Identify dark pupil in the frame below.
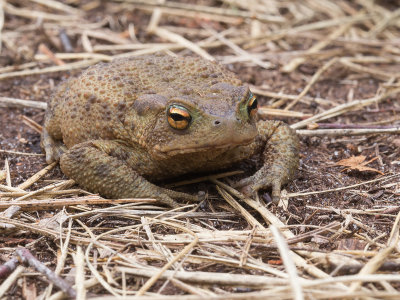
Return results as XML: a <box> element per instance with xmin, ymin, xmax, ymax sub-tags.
<box><xmin>170</xmin><ymin>112</ymin><xmax>186</xmax><ymax>121</ymax></box>
<box><xmin>248</xmin><ymin>98</ymin><xmax>257</xmax><ymax>115</ymax></box>
<box><xmin>250</xmin><ymin>98</ymin><xmax>257</xmax><ymax>110</ymax></box>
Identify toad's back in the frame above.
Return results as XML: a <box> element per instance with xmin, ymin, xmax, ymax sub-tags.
<box><xmin>45</xmin><ymin>55</ymin><xmax>242</xmax><ymax>148</ymax></box>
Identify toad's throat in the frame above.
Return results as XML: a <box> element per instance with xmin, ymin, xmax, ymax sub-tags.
<box><xmin>157</xmin><ymin>135</ymin><xmax>256</xmax><ymax>156</ymax></box>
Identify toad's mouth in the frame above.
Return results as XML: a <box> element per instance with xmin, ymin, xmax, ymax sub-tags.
<box><xmin>153</xmin><ymin>134</ymin><xmax>257</xmax><ymax>156</ymax></box>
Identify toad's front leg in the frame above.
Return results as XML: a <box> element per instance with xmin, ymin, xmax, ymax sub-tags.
<box><xmin>59</xmin><ymin>140</ymin><xmax>198</xmax><ymax>208</ymax></box>
<box><xmin>236</xmin><ymin>120</ymin><xmax>299</xmax><ymax>203</ymax></box>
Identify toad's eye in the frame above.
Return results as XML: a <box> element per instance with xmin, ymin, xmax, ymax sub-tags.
<box><xmin>167</xmin><ymin>105</ymin><xmax>192</xmax><ymax>130</ymax></box>
<box><xmin>247</xmin><ymin>92</ymin><xmax>258</xmax><ymax>118</ymax></box>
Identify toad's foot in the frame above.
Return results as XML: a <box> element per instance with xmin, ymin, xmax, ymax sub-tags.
<box><xmin>235</xmin><ymin>120</ymin><xmax>299</xmax><ymax>203</ymax></box>
<box><xmin>59</xmin><ymin>140</ymin><xmax>198</xmax><ymax>208</ymax></box>
<box><xmin>41</xmin><ymin>128</ymin><xmax>67</xmax><ymax>163</ymax></box>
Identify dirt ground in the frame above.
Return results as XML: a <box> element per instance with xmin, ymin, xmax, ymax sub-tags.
<box><xmin>1</xmin><ymin>0</ymin><xmax>400</xmax><ymax>299</ymax></box>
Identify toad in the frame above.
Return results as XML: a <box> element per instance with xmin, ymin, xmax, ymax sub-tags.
<box><xmin>42</xmin><ymin>55</ymin><xmax>299</xmax><ymax>207</ymax></box>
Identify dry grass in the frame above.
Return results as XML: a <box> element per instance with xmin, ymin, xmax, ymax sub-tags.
<box><xmin>1</xmin><ymin>0</ymin><xmax>400</xmax><ymax>298</ymax></box>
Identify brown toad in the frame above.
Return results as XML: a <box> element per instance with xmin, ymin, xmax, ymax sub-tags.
<box><xmin>42</xmin><ymin>55</ymin><xmax>299</xmax><ymax>207</ymax></box>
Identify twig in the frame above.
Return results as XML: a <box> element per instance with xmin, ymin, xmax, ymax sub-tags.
<box><xmin>0</xmin><ymin>97</ymin><xmax>47</xmax><ymax>109</ymax></box>
<box><xmin>117</xmin><ymin>0</ymin><xmax>285</xmax><ymax>23</ymax></box>
<box><xmin>29</xmin><ymin>0</ymin><xmax>82</xmax><ymax>15</ymax></box>
<box><xmin>349</xmin><ymin>212</ymin><xmax>400</xmax><ymax>292</ymax></box>
<box><xmin>288</xmin><ymin>174</ymin><xmax>399</xmax><ymax>198</ymax></box>
<box><xmin>136</xmin><ymin>219</ymin><xmax>199</xmax><ymax>296</ymax></box>
<box><xmin>0</xmin><ymin>0</ymin><xmax>4</xmax><ymax>54</ymax></box>
<box><xmin>258</xmin><ymin>107</ymin><xmax>312</xmax><ymax>118</ymax></box>
<box><xmin>0</xmin><ymin>196</ymin><xmax>157</xmax><ymax>211</ymax></box>
<box><xmin>73</xmin><ymin>246</ymin><xmax>86</xmax><ymax>299</ymax></box>
<box><xmin>4</xmin><ymin>2</ymin><xmax>78</xmax><ymax>21</ymax></box>
<box><xmin>38</xmin><ymin>44</ymin><xmax>65</xmax><ymax>66</ymax></box>
<box><xmin>297</xmin><ymin>127</ymin><xmax>400</xmax><ymax>136</ymax></box>
<box><xmin>282</xmin><ymin>23</ymin><xmax>350</xmax><ymax>73</ymax></box>
<box><xmin>117</xmin><ymin>267</ymin><xmax>290</xmax><ymax>287</ymax></box>
<box><xmin>149</xmin><ymin>27</ymin><xmax>214</xmax><ymax>61</ymax></box>
<box><xmin>291</xmin><ymin>87</ymin><xmax>400</xmax><ymax>129</ymax></box>
<box><xmin>285</xmin><ymin>57</ymin><xmax>338</xmax><ymax>110</ymax></box>
<box><xmin>271</xmin><ymin>226</ymin><xmax>304</xmax><ymax>300</ymax></box>
<box><xmin>0</xmin><ymin>258</ymin><xmax>19</xmax><ymax>279</ymax></box>
<box><xmin>0</xmin><ymin>149</ymin><xmax>44</xmax><ymax>156</ymax></box>
<box><xmin>18</xmin><ymin>162</ymin><xmax>57</xmax><ymax>190</ymax></box>
<box><xmin>0</xmin><ymin>59</ymin><xmax>101</xmax><ymax>81</ymax></box>
<box><xmin>0</xmin><ymin>265</ymin><xmax>25</xmax><ymax>297</ymax></box>
<box><xmin>16</xmin><ymin>248</ymin><xmax>76</xmax><ymax>298</ymax></box>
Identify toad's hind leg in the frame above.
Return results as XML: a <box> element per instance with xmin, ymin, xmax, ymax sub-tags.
<box><xmin>41</xmin><ymin>128</ymin><xmax>67</xmax><ymax>164</ymax></box>
<box><xmin>236</xmin><ymin>120</ymin><xmax>299</xmax><ymax>203</ymax></box>
<box><xmin>59</xmin><ymin>140</ymin><xmax>198</xmax><ymax>208</ymax></box>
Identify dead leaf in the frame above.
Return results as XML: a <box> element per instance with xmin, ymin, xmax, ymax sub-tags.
<box><xmin>336</xmin><ymin>238</ymin><xmax>367</xmax><ymax>250</ymax></box>
<box><xmin>335</xmin><ymin>155</ymin><xmax>384</xmax><ymax>175</ymax></box>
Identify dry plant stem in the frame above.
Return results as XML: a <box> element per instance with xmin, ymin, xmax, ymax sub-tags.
<box><xmin>288</xmin><ymin>174</ymin><xmax>399</xmax><ymax>198</ymax></box>
<box><xmin>215</xmin><ymin>185</ymin><xmax>264</xmax><ymax>228</ymax></box>
<box><xmin>150</xmin><ymin>27</ymin><xmax>214</xmax><ymax>61</ymax></box>
<box><xmin>340</xmin><ymin>57</ymin><xmax>400</xmax><ymax>81</ymax></box>
<box><xmin>56</xmin><ymin>218</ymin><xmax>72</xmax><ymax>276</ymax></box>
<box><xmin>4</xmin><ymin>2</ymin><xmax>78</xmax><ymax>21</ymax></box>
<box><xmin>213</xmin><ymin>180</ymin><xmax>352</xmax><ymax>285</ymax></box>
<box><xmin>29</xmin><ymin>0</ymin><xmax>82</xmax><ymax>15</ymax></box>
<box><xmin>1</xmin><ymin>188</ymin><xmax>82</xmax><ymax>197</ymax></box>
<box><xmin>0</xmin><ymin>196</ymin><xmax>156</xmax><ymax>211</ymax></box>
<box><xmin>4</xmin><ymin>158</ymin><xmax>10</xmax><ymax>187</ymax></box>
<box><xmin>297</xmin><ymin>127</ymin><xmax>400</xmax><ymax>136</ymax></box>
<box><xmin>282</xmin><ymin>23</ymin><xmax>350</xmax><ymax>73</ymax></box>
<box><xmin>38</xmin><ymin>43</ymin><xmax>65</xmax><ymax>65</ymax></box>
<box><xmin>48</xmin><ymin>278</ymin><xmax>99</xmax><ymax>300</ymax></box>
<box><xmin>13</xmin><ymin>180</ymin><xmax>76</xmax><ymax>201</ymax></box>
<box><xmin>73</xmin><ymin>246</ymin><xmax>86</xmax><ymax>300</ymax></box>
<box><xmin>349</xmin><ymin>212</ymin><xmax>400</xmax><ymax>292</ymax></box>
<box><xmin>291</xmin><ymin>87</ymin><xmax>400</xmax><ymax>129</ymax></box>
<box><xmin>0</xmin><ymin>216</ymin><xmax>122</xmax><ymax>248</ymax></box>
<box><xmin>270</xmin><ymin>226</ymin><xmax>303</xmax><ymax>300</ymax></box>
<box><xmin>141</xmin><ymin>216</ymin><xmax>177</xmax><ymax>269</ymax></box>
<box><xmin>118</xmin><ymin>267</ymin><xmax>289</xmax><ymax>287</ymax></box>
<box><xmin>18</xmin><ymin>162</ymin><xmax>57</xmax><ymax>190</ymax></box>
<box><xmin>249</xmin><ymin>86</ymin><xmax>334</xmax><ymax>107</ymax></box>
<box><xmin>120</xmin><ymin>0</ymin><xmax>285</xmax><ymax>23</ymax></box>
<box><xmin>136</xmin><ymin>219</ymin><xmax>199</xmax><ymax>296</ymax></box>
<box><xmin>285</xmin><ymin>57</ymin><xmax>338</xmax><ymax>110</ymax></box>
<box><xmin>258</xmin><ymin>107</ymin><xmax>311</xmax><ymax>118</ymax></box>
<box><xmin>0</xmin><ymin>265</ymin><xmax>25</xmax><ymax>297</ymax></box>
<box><xmin>0</xmin><ymin>149</ymin><xmax>44</xmax><ymax>156</ymax></box>
<box><xmin>239</xmin><ymin>225</ymin><xmax>257</xmax><ymax>267</ymax></box>
<box><xmin>0</xmin><ymin>183</ymin><xmax>24</xmax><ymax>193</ymax></box>
<box><xmin>208</xmin><ymin>28</ymin><xmax>271</xmax><ymax>69</ymax></box>
<box><xmin>368</xmin><ymin>7</ymin><xmax>400</xmax><ymax>38</ymax></box>
<box><xmin>15</xmin><ymin>248</ymin><xmax>76</xmax><ymax>298</ymax></box>
<box><xmin>0</xmin><ymin>97</ymin><xmax>45</xmax><ymax>109</ymax></box>
<box><xmin>0</xmin><ymin>258</ymin><xmax>19</xmax><ymax>279</ymax></box>
<box><xmin>0</xmin><ymin>59</ymin><xmax>101</xmax><ymax>81</ymax></box>
<box><xmin>0</xmin><ymin>0</ymin><xmax>3</xmax><ymax>53</ymax></box>
<box><xmin>244</xmin><ymin>14</ymin><xmax>372</xmax><ymax>48</ymax></box>
<box><xmin>169</xmin><ymin>278</ymin><xmax>213</xmax><ymax>296</ymax></box>
<box><xmin>44</xmin><ymin>218</ymin><xmax>73</xmax><ymax>298</ymax></box>
<box><xmin>34</xmin><ymin>52</ymin><xmax>112</xmax><ymax>62</ymax></box>
<box><xmin>22</xmin><ymin>115</ymin><xmax>42</xmax><ymax>134</ymax></box>
<box><xmin>0</xmin><ymin>205</ymin><xmax>20</xmax><ymax>229</ymax></box>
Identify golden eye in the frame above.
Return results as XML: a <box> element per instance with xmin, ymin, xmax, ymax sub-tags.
<box><xmin>167</xmin><ymin>105</ymin><xmax>192</xmax><ymax>130</ymax></box>
<box><xmin>247</xmin><ymin>92</ymin><xmax>258</xmax><ymax>118</ymax></box>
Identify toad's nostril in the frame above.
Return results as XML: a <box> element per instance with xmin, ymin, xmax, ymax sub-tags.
<box><xmin>214</xmin><ymin>120</ymin><xmax>221</xmax><ymax>126</ymax></box>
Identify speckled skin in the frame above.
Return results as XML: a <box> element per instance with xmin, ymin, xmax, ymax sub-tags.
<box><xmin>42</xmin><ymin>55</ymin><xmax>299</xmax><ymax>207</ymax></box>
